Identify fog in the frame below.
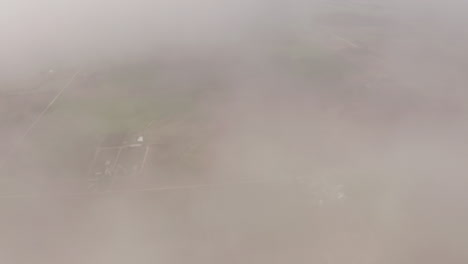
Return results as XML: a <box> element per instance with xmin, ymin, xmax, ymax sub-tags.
<box><xmin>1</xmin><ymin>0</ymin><xmax>468</xmax><ymax>263</ymax></box>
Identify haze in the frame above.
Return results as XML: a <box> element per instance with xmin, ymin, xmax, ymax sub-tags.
<box><xmin>1</xmin><ymin>0</ymin><xmax>468</xmax><ymax>263</ymax></box>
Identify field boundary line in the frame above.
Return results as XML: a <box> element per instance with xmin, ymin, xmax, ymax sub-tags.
<box><xmin>0</xmin><ymin>177</ymin><xmax>287</xmax><ymax>199</ymax></box>
<box><xmin>0</xmin><ymin>68</ymin><xmax>81</xmax><ymax>170</ymax></box>
<box><xmin>20</xmin><ymin>68</ymin><xmax>82</xmax><ymax>139</ymax></box>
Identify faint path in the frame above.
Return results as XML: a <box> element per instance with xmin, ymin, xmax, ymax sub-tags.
<box><xmin>0</xmin><ymin>68</ymin><xmax>81</xmax><ymax>170</ymax></box>
<box><xmin>0</xmin><ymin>176</ymin><xmax>292</xmax><ymax>199</ymax></box>
<box><xmin>19</xmin><ymin>68</ymin><xmax>82</xmax><ymax>139</ymax></box>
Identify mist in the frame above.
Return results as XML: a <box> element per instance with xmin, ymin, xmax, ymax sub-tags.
<box><xmin>2</xmin><ymin>0</ymin><xmax>468</xmax><ymax>263</ymax></box>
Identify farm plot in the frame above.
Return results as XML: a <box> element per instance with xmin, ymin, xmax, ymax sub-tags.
<box><xmin>0</xmin><ymin>72</ymin><xmax>84</xmax><ymax>192</ymax></box>
<box><xmin>87</xmin><ymin>143</ymin><xmax>148</xmax><ymax>191</ymax></box>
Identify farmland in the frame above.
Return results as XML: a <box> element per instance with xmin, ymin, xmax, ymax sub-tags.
<box><xmin>2</xmin><ymin>1</ymin><xmax>468</xmax><ymax>263</ymax></box>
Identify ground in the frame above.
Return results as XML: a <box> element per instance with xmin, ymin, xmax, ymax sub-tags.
<box><xmin>1</xmin><ymin>2</ymin><xmax>467</xmax><ymax>263</ymax></box>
